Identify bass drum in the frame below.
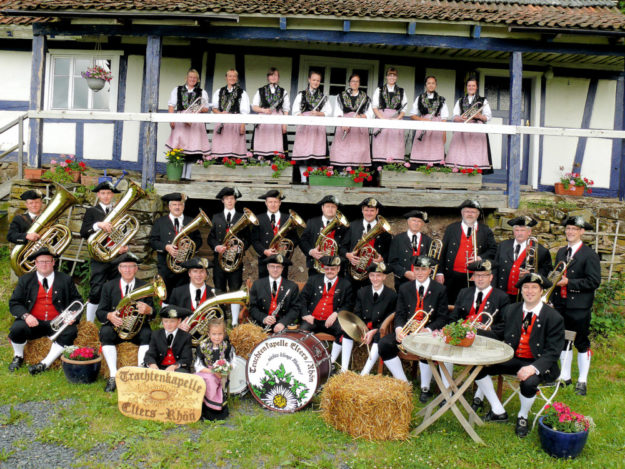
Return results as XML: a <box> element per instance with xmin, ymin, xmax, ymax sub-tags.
<box><xmin>228</xmin><ymin>356</ymin><xmax>248</xmax><ymax>396</ymax></box>
<box><xmin>246</xmin><ymin>330</ymin><xmax>331</xmax><ymax>412</ymax></box>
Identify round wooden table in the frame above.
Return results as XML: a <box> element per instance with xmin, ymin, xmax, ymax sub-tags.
<box><xmin>402</xmin><ymin>332</ymin><xmax>514</xmax><ymax>444</ymax></box>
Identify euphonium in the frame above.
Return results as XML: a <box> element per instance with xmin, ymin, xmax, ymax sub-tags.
<box><xmin>49</xmin><ymin>300</ymin><xmax>84</xmax><ymax>342</ymax></box>
<box><xmin>166</xmin><ymin>209</ymin><xmax>212</xmax><ymax>274</ymax></box>
<box><xmin>349</xmin><ymin>216</ymin><xmax>392</xmax><ymax>281</ymax></box>
<box><xmin>268</xmin><ymin>209</ymin><xmax>307</xmax><ymax>259</ymax></box>
<box><xmin>461</xmin><ymin>102</ymin><xmax>485</xmax><ymax>123</ymax></box>
<box><xmin>524</xmin><ymin>237</ymin><xmax>539</xmax><ymax>274</ymax></box>
<box><xmin>114</xmin><ymin>275</ymin><xmax>167</xmax><ymax>340</ymax></box>
<box><xmin>541</xmin><ymin>259</ymin><xmax>574</xmax><ymax>304</ymax></box>
<box><xmin>313</xmin><ymin>210</ymin><xmax>350</xmax><ymax>273</ymax></box>
<box><xmin>87</xmin><ymin>179</ymin><xmax>146</xmax><ymax>262</ymax></box>
<box><xmin>428</xmin><ymin>238</ymin><xmax>443</xmax><ymax>279</ymax></box>
<box><xmin>398</xmin><ymin>307</ymin><xmax>433</xmax><ymax>353</ymax></box>
<box><xmin>218</xmin><ymin>208</ymin><xmax>259</xmax><ymax>272</ymax></box>
<box><xmin>183</xmin><ymin>286</ymin><xmax>249</xmax><ymax>346</ymax></box>
<box><xmin>11</xmin><ymin>184</ymin><xmax>79</xmax><ymax>276</ymax></box>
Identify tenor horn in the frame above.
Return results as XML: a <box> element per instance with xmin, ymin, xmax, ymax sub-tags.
<box><xmin>114</xmin><ymin>275</ymin><xmax>167</xmax><ymax>340</ymax></box>
<box><xmin>313</xmin><ymin>210</ymin><xmax>350</xmax><ymax>273</ymax></box>
<box><xmin>268</xmin><ymin>209</ymin><xmax>307</xmax><ymax>259</ymax></box>
<box><xmin>348</xmin><ymin>216</ymin><xmax>392</xmax><ymax>281</ymax></box>
<box><xmin>166</xmin><ymin>209</ymin><xmax>212</xmax><ymax>274</ymax></box>
<box><xmin>218</xmin><ymin>208</ymin><xmax>259</xmax><ymax>272</ymax></box>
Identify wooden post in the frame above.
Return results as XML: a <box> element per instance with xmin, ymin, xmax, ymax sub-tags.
<box><xmin>507</xmin><ymin>52</ymin><xmax>522</xmax><ymax>208</ymax></box>
<box><xmin>28</xmin><ymin>34</ymin><xmax>47</xmax><ymax>168</ymax></box>
<box><xmin>141</xmin><ymin>35</ymin><xmax>162</xmax><ymax>188</ymax></box>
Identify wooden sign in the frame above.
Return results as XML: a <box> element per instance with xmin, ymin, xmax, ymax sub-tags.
<box><xmin>115</xmin><ymin>366</ymin><xmax>206</xmax><ymax>424</ymax></box>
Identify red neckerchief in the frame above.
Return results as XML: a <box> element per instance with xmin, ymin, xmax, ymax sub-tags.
<box><xmin>507</xmin><ymin>246</ymin><xmax>528</xmax><ymax>295</ymax></box>
<box><xmin>415</xmin><ymin>283</ymin><xmax>426</xmax><ymax>311</ymax></box>
<box><xmin>270</xmin><ymin>213</ymin><xmax>281</xmax><ymax>236</ymax></box>
<box><xmin>191</xmin><ymin>287</ymin><xmax>208</xmax><ymax>312</ymax></box>
<box><xmin>268</xmin><ymin>278</ymin><xmax>283</xmax><ymax>316</ymax></box>
<box><xmin>409</xmin><ymin>233</ymin><xmax>421</xmax><ymax>273</ymax></box>
<box><xmin>466</xmin><ymin>288</ymin><xmax>494</xmax><ymax>323</ymax></box>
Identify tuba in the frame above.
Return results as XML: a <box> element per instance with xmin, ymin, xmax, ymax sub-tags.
<box><xmin>166</xmin><ymin>209</ymin><xmax>212</xmax><ymax>274</ymax></box>
<box><xmin>268</xmin><ymin>209</ymin><xmax>307</xmax><ymax>259</ymax></box>
<box><xmin>398</xmin><ymin>308</ymin><xmax>433</xmax><ymax>354</ymax></box>
<box><xmin>541</xmin><ymin>259</ymin><xmax>574</xmax><ymax>304</ymax></box>
<box><xmin>428</xmin><ymin>238</ymin><xmax>443</xmax><ymax>279</ymax></box>
<box><xmin>218</xmin><ymin>208</ymin><xmax>259</xmax><ymax>272</ymax></box>
<box><xmin>11</xmin><ymin>184</ymin><xmax>79</xmax><ymax>276</ymax></box>
<box><xmin>114</xmin><ymin>275</ymin><xmax>167</xmax><ymax>340</ymax></box>
<box><xmin>348</xmin><ymin>216</ymin><xmax>392</xmax><ymax>281</ymax></box>
<box><xmin>183</xmin><ymin>286</ymin><xmax>249</xmax><ymax>346</ymax></box>
<box><xmin>313</xmin><ymin>211</ymin><xmax>350</xmax><ymax>273</ymax></box>
<box><xmin>524</xmin><ymin>237</ymin><xmax>539</xmax><ymax>274</ymax></box>
<box><xmin>87</xmin><ymin>179</ymin><xmax>147</xmax><ymax>263</ymax></box>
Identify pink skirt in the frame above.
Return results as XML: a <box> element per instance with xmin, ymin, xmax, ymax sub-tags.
<box><xmin>330</xmin><ymin>112</ymin><xmax>371</xmax><ymax>167</ymax></box>
<box><xmin>196</xmin><ymin>371</ymin><xmax>225</xmax><ymax>410</ymax></box>
<box><xmin>372</xmin><ymin>108</ymin><xmax>406</xmax><ymax>163</ymax></box>
<box><xmin>292</xmin><ymin>111</ymin><xmax>327</xmax><ymax>161</ymax></box>
<box><xmin>211</xmin><ymin>122</ymin><xmax>248</xmax><ymax>159</ymax></box>
<box><xmin>446</xmin><ymin>123</ymin><xmax>491</xmax><ymax>169</ymax></box>
<box><xmin>165</xmin><ymin>122</ymin><xmax>210</xmax><ymax>157</ymax></box>
<box><xmin>410</xmin><ymin>115</ymin><xmax>445</xmax><ymax>165</ymax></box>
<box><xmin>253</xmin><ymin>110</ymin><xmax>285</xmax><ymax>157</ymax></box>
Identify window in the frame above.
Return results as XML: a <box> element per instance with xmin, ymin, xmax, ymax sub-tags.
<box><xmin>299</xmin><ymin>56</ymin><xmax>377</xmax><ymax>98</ymax></box>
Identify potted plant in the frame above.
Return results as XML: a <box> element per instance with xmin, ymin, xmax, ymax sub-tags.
<box><xmin>61</xmin><ymin>346</ymin><xmax>102</xmax><ymax>384</ymax></box>
<box><xmin>81</xmin><ymin>65</ymin><xmax>113</xmax><ymax>92</ymax></box>
<box><xmin>165</xmin><ymin>148</ymin><xmax>185</xmax><ymax>181</ymax></box>
<box><xmin>24</xmin><ymin>167</ymin><xmax>45</xmax><ymax>181</ymax></box>
<box><xmin>43</xmin><ymin>155</ymin><xmax>87</xmax><ymax>184</ymax></box>
<box><xmin>378</xmin><ymin>161</ymin><xmax>483</xmax><ymax>189</ymax></box>
<box><xmin>440</xmin><ymin>319</ymin><xmax>476</xmax><ymax>347</ymax></box>
<box><xmin>306</xmin><ymin>166</ymin><xmax>373</xmax><ymax>187</ymax></box>
<box><xmin>555</xmin><ymin>165</ymin><xmax>594</xmax><ymax>196</ymax></box>
<box><xmin>538</xmin><ymin>402</ymin><xmax>594</xmax><ymax>458</ymax></box>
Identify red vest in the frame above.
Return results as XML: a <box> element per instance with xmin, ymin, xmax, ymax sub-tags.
<box><xmin>515</xmin><ymin>314</ymin><xmax>537</xmax><ymax>359</ymax></box>
<box><xmin>453</xmin><ymin>229</ymin><xmax>474</xmax><ymax>274</ymax></box>
<box><xmin>191</xmin><ymin>288</ymin><xmax>208</xmax><ymax>312</ymax></box>
<box><xmin>312</xmin><ymin>281</ymin><xmax>337</xmax><ymax>321</ymax></box>
<box><xmin>507</xmin><ymin>248</ymin><xmax>527</xmax><ymax>295</ymax></box>
<box><xmin>465</xmin><ymin>288</ymin><xmax>493</xmax><ymax>324</ymax></box>
<box><xmin>161</xmin><ymin>348</ymin><xmax>176</xmax><ymax>366</ymax></box>
<box><xmin>30</xmin><ymin>282</ymin><xmax>58</xmax><ymax>321</ymax></box>
<box><xmin>409</xmin><ymin>234</ymin><xmax>422</xmax><ymax>273</ymax></box>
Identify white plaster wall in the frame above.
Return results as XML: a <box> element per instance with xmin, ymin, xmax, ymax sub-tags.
<box><xmin>211</xmin><ymin>53</ymin><xmax>236</xmax><ymax>97</ymax></box>
<box><xmin>244</xmin><ymin>55</ymin><xmax>293</xmax><ymax>101</ymax></box>
<box><xmin>121</xmin><ymin>55</ymin><xmax>144</xmax><ymax>163</ymax></box>
<box><xmin>42</xmin><ymin>123</ymin><xmax>75</xmax><ymax>155</ymax></box>
<box><xmin>84</xmin><ymin>123</ymin><xmax>114</xmax><ymax>160</ymax></box>
<box><xmin>0</xmin><ymin>51</ymin><xmax>31</xmax><ymax>101</ymax></box>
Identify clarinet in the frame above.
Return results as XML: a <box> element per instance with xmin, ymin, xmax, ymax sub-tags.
<box><xmin>417</xmin><ymin>102</ymin><xmax>441</xmax><ymax>142</ymax></box>
<box><xmin>254</xmin><ymin>95</ymin><xmax>285</xmax><ymax>130</ymax></box>
<box><xmin>263</xmin><ymin>288</ymin><xmax>292</xmax><ymax>332</ymax></box>
<box><xmin>373</xmin><ymin>102</ymin><xmax>406</xmax><ymax>138</ymax></box>
<box><xmin>215</xmin><ymin>92</ymin><xmax>236</xmax><ymax>135</ymax></box>
<box><xmin>342</xmin><ymin>95</ymin><xmax>368</xmax><ymax>141</ymax></box>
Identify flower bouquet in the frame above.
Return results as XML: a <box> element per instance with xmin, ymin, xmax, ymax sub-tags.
<box><xmin>440</xmin><ymin>319</ymin><xmax>476</xmax><ymax>347</ymax></box>
<box><xmin>212</xmin><ymin>359</ymin><xmax>231</xmax><ymax>377</ymax></box>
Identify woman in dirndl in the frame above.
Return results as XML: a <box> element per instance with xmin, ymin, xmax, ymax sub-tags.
<box><xmin>446</xmin><ymin>76</ymin><xmax>493</xmax><ymax>173</ymax></box>
<box><xmin>211</xmin><ymin>69</ymin><xmax>251</xmax><ymax>161</ymax></box>
<box><xmin>409</xmin><ymin>75</ymin><xmax>449</xmax><ymax>167</ymax></box>
<box><xmin>165</xmin><ymin>69</ymin><xmax>211</xmax><ymax>180</ymax></box>
<box><xmin>251</xmin><ymin>67</ymin><xmax>290</xmax><ymax>159</ymax></box>
<box><xmin>371</xmin><ymin>68</ymin><xmax>408</xmax><ymax>165</ymax></box>
<box><xmin>329</xmin><ymin>73</ymin><xmax>373</xmax><ymax>168</ymax></box>
<box><xmin>291</xmin><ymin>70</ymin><xmax>332</xmax><ymax>183</ymax></box>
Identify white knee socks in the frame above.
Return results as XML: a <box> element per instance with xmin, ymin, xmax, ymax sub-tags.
<box><xmin>86</xmin><ymin>302</ymin><xmax>98</xmax><ymax>322</ymax></box>
<box><xmin>102</xmin><ymin>345</ymin><xmax>118</xmax><ymax>378</ymax></box>
<box><xmin>519</xmin><ymin>394</ymin><xmax>536</xmax><ymax>419</ymax></box>
<box><xmin>384</xmin><ymin>357</ymin><xmax>408</xmax><ymax>382</ymax></box>
<box><xmin>474</xmin><ymin>387</ymin><xmax>485</xmax><ymax>400</ymax></box>
<box><xmin>137</xmin><ymin>345</ymin><xmax>149</xmax><ymax>367</ymax></box>
<box><xmin>559</xmin><ymin>350</ymin><xmax>573</xmax><ymax>381</ymax></box>
<box><xmin>476</xmin><ymin>376</ymin><xmax>506</xmax><ymax>415</ymax></box>
<box><xmin>41</xmin><ymin>342</ymin><xmax>65</xmax><ymax>368</ymax></box>
<box><xmin>182</xmin><ymin>162</ymin><xmax>193</xmax><ymax>179</ymax></box>
<box><xmin>330</xmin><ymin>342</ymin><xmax>342</xmax><ymax>363</ymax></box>
<box><xmin>578</xmin><ymin>350</ymin><xmax>591</xmax><ymax>383</ymax></box>
<box><xmin>231</xmin><ymin>304</ymin><xmax>241</xmax><ymax>327</ymax></box>
<box><xmin>419</xmin><ymin>361</ymin><xmax>433</xmax><ymax>390</ymax></box>
<box><xmin>360</xmin><ymin>343</ymin><xmax>379</xmax><ymax>376</ymax></box>
<box><xmin>11</xmin><ymin>341</ymin><xmax>25</xmax><ymax>358</ymax></box>
<box><xmin>340</xmin><ymin>338</ymin><xmax>354</xmax><ymax>372</ymax></box>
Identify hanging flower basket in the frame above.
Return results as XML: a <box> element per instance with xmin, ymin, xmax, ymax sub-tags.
<box><xmin>81</xmin><ymin>65</ymin><xmax>113</xmax><ymax>93</ymax></box>
<box><xmin>85</xmin><ymin>77</ymin><xmax>106</xmax><ymax>91</ymax></box>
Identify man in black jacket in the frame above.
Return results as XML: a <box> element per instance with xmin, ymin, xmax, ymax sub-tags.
<box><xmin>145</xmin><ymin>306</ymin><xmax>193</xmax><ymax>373</ymax></box>
<box><xmin>475</xmin><ymin>273</ymin><xmax>565</xmax><ymax>437</ymax></box>
<box><xmin>7</xmin><ymin>189</ymin><xmax>44</xmax><ymax>246</ymax></box>
<box><xmin>8</xmin><ymin>248</ymin><xmax>83</xmax><ymax>374</ymax></box>
<box><xmin>551</xmin><ymin>216</ymin><xmax>601</xmax><ymax>396</ymax></box>
<box><xmin>169</xmin><ymin>257</ymin><xmax>212</xmax><ymax>313</ymax></box>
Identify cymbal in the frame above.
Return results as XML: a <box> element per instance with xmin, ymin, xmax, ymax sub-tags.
<box><xmin>338</xmin><ymin>310</ymin><xmax>368</xmax><ymax>344</ymax></box>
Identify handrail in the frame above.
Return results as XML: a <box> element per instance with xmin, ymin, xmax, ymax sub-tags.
<box><xmin>0</xmin><ymin>112</ymin><xmax>27</xmax><ymax>179</ymax></box>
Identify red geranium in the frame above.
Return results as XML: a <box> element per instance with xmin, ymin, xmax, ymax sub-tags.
<box><xmin>303</xmin><ymin>171</ymin><xmax>309</xmax><ymax>177</ymax></box>
<box><xmin>235</xmin><ymin>158</ymin><xmax>242</xmax><ymax>165</ymax></box>
<box><xmin>289</xmin><ymin>161</ymin><xmax>295</xmax><ymax>165</ymax></box>
<box><xmin>271</xmin><ymin>164</ymin><xmax>278</xmax><ymax>171</ymax></box>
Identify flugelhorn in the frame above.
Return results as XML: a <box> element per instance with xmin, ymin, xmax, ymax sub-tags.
<box><xmin>461</xmin><ymin>102</ymin><xmax>484</xmax><ymax>123</ymax></box>
<box><xmin>398</xmin><ymin>307</ymin><xmax>433</xmax><ymax>353</ymax></box>
<box><xmin>313</xmin><ymin>210</ymin><xmax>350</xmax><ymax>273</ymax></box>
<box><xmin>348</xmin><ymin>216</ymin><xmax>392</xmax><ymax>281</ymax></box>
<box><xmin>428</xmin><ymin>238</ymin><xmax>443</xmax><ymax>279</ymax></box>
<box><xmin>166</xmin><ymin>209</ymin><xmax>212</xmax><ymax>274</ymax></box>
<box><xmin>114</xmin><ymin>275</ymin><xmax>167</xmax><ymax>340</ymax></box>
<box><xmin>468</xmin><ymin>308</ymin><xmax>499</xmax><ymax>331</ymax></box>
<box><xmin>268</xmin><ymin>209</ymin><xmax>307</xmax><ymax>259</ymax></box>
<box><xmin>219</xmin><ymin>208</ymin><xmax>259</xmax><ymax>272</ymax></box>
<box><xmin>49</xmin><ymin>300</ymin><xmax>84</xmax><ymax>342</ymax></box>
<box><xmin>541</xmin><ymin>258</ymin><xmax>574</xmax><ymax>304</ymax></box>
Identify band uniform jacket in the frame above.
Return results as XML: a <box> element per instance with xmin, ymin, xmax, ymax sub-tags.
<box><xmin>353</xmin><ymin>285</ymin><xmax>397</xmax><ymax>331</ymax></box>
<box><xmin>299</xmin><ymin>216</ymin><xmax>348</xmax><ymax>270</ymax></box>
<box><xmin>96</xmin><ymin>277</ymin><xmax>154</xmax><ymax>325</ymax></box>
<box><xmin>207</xmin><ymin>210</ymin><xmax>251</xmax><ymax>262</ymax></box>
<box><xmin>144</xmin><ymin>329</ymin><xmax>193</xmax><ymax>370</ymax></box>
<box><xmin>7</xmin><ymin>212</ymin><xmax>35</xmax><ymax>244</ymax></box>
<box><xmin>388</xmin><ymin>231</ymin><xmax>434</xmax><ymax>280</ymax></box>
<box><xmin>439</xmin><ymin>222</ymin><xmax>497</xmax><ymax>279</ymax></box>
<box><xmin>249</xmin><ymin>277</ymin><xmax>301</xmax><ymax>327</ymax></box>
<box><xmin>80</xmin><ymin>204</ymin><xmax>107</xmax><ymax>239</ymax></box>
<box><xmin>149</xmin><ymin>214</ymin><xmax>203</xmax><ymax>272</ymax></box>
<box><xmin>394</xmin><ymin>280</ymin><xmax>449</xmax><ymax>331</ymax></box>
<box><xmin>9</xmin><ymin>270</ymin><xmax>82</xmax><ymax>319</ymax></box>
<box><xmin>251</xmin><ymin>211</ymin><xmax>299</xmax><ymax>260</ymax></box>
<box><xmin>492</xmin><ymin>239</ymin><xmax>552</xmax><ymax>291</ymax></box>
<box><xmin>339</xmin><ymin>219</ymin><xmax>392</xmax><ymax>263</ymax></box>
<box><xmin>168</xmin><ymin>282</ymin><xmax>212</xmax><ymax>310</ymax></box>
<box><xmin>551</xmin><ymin>243</ymin><xmax>601</xmax><ymax>311</ymax></box>
<box><xmin>450</xmin><ymin>286</ymin><xmax>510</xmax><ymax>328</ymax></box>
<box><xmin>299</xmin><ymin>274</ymin><xmax>354</xmax><ymax>318</ymax></box>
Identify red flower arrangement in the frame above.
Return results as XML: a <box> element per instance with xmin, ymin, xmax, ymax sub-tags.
<box><xmin>542</xmin><ymin>402</ymin><xmax>594</xmax><ymax>433</ymax></box>
<box><xmin>43</xmin><ymin>154</ymin><xmax>88</xmax><ymax>184</ymax></box>
<box><xmin>304</xmin><ymin>166</ymin><xmax>373</xmax><ymax>183</ymax></box>
<box><xmin>63</xmin><ymin>346</ymin><xmax>99</xmax><ymax>362</ymax></box>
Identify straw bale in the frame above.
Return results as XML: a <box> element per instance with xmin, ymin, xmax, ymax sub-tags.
<box><xmin>320</xmin><ymin>372</ymin><xmax>413</xmax><ymax>441</ymax></box>
<box><xmin>100</xmin><ymin>342</ymin><xmax>139</xmax><ymax>378</ymax></box>
<box><xmin>24</xmin><ymin>338</ymin><xmax>61</xmax><ymax>369</ymax></box>
<box><xmin>75</xmin><ymin>320</ymin><xmax>100</xmax><ymax>349</ymax></box>
<box><xmin>229</xmin><ymin>323</ymin><xmax>268</xmax><ymax>360</ymax></box>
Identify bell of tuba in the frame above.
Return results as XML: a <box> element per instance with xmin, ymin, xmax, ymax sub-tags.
<box><xmin>218</xmin><ymin>208</ymin><xmax>259</xmax><ymax>272</ymax></box>
<box><xmin>166</xmin><ymin>209</ymin><xmax>212</xmax><ymax>274</ymax></box>
<box><xmin>114</xmin><ymin>275</ymin><xmax>167</xmax><ymax>340</ymax></box>
<box><xmin>313</xmin><ymin>210</ymin><xmax>350</xmax><ymax>273</ymax></box>
<box><xmin>183</xmin><ymin>286</ymin><xmax>250</xmax><ymax>346</ymax></box>
<box><xmin>87</xmin><ymin>179</ymin><xmax>147</xmax><ymax>263</ymax></box>
<box><xmin>11</xmin><ymin>183</ymin><xmax>79</xmax><ymax>276</ymax></box>
<box><xmin>348</xmin><ymin>216</ymin><xmax>392</xmax><ymax>281</ymax></box>
<box><xmin>428</xmin><ymin>238</ymin><xmax>443</xmax><ymax>279</ymax></box>
<box><xmin>268</xmin><ymin>209</ymin><xmax>307</xmax><ymax>259</ymax></box>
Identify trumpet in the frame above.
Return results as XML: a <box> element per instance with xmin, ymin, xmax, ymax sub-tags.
<box><xmin>428</xmin><ymin>238</ymin><xmax>443</xmax><ymax>279</ymax></box>
<box><xmin>166</xmin><ymin>209</ymin><xmax>212</xmax><ymax>274</ymax></box>
<box><xmin>541</xmin><ymin>259</ymin><xmax>574</xmax><ymax>304</ymax></box>
<box><xmin>268</xmin><ymin>209</ymin><xmax>307</xmax><ymax>259</ymax></box>
<box><xmin>313</xmin><ymin>211</ymin><xmax>350</xmax><ymax>273</ymax></box>
<box><xmin>219</xmin><ymin>208</ymin><xmax>259</xmax><ymax>272</ymax></box>
<box><xmin>398</xmin><ymin>307</ymin><xmax>433</xmax><ymax>353</ymax></box>
<box><xmin>461</xmin><ymin>102</ymin><xmax>484</xmax><ymax>123</ymax></box>
<box><xmin>114</xmin><ymin>275</ymin><xmax>167</xmax><ymax>340</ymax></box>
<box><xmin>349</xmin><ymin>216</ymin><xmax>392</xmax><ymax>281</ymax></box>
<box><xmin>49</xmin><ymin>300</ymin><xmax>84</xmax><ymax>342</ymax></box>
<box><xmin>468</xmin><ymin>308</ymin><xmax>499</xmax><ymax>331</ymax></box>
<box><xmin>524</xmin><ymin>237</ymin><xmax>539</xmax><ymax>274</ymax></box>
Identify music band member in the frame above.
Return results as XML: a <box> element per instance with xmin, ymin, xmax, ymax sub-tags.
<box><xmin>300</xmin><ymin>195</ymin><xmax>348</xmax><ymax>277</ymax></box>
<box><xmin>552</xmin><ymin>216</ymin><xmax>601</xmax><ymax>396</ymax></box>
<box><xmin>8</xmin><ymin>248</ymin><xmax>82</xmax><ymax>374</ymax></box>
<box><xmin>207</xmin><ymin>187</ymin><xmax>249</xmax><ymax>326</ymax></box>
<box><xmin>251</xmin><ymin>67</ymin><xmax>290</xmax><ymax>159</ymax></box>
<box><xmin>97</xmin><ymin>253</ymin><xmax>154</xmax><ymax>392</ymax></box>
<box><xmin>149</xmin><ymin>192</ymin><xmax>203</xmax><ymax>302</ymax></box>
<box><xmin>435</xmin><ymin>199</ymin><xmax>497</xmax><ymax>304</ymax></box>
<box><xmin>299</xmin><ymin>255</ymin><xmax>354</xmax><ymax>369</ymax></box>
<box><xmin>378</xmin><ymin>255</ymin><xmax>449</xmax><ymax>403</ymax></box>
<box><xmin>249</xmin><ymin>254</ymin><xmax>300</xmax><ymax>333</ymax></box>
<box><xmin>144</xmin><ymin>306</ymin><xmax>193</xmax><ymax>373</ymax></box>
<box><xmin>493</xmin><ymin>216</ymin><xmax>552</xmax><ymax>303</ymax></box>
<box><xmin>80</xmin><ymin>181</ymin><xmax>126</xmax><ymax>322</ymax></box>
<box><xmin>357</xmin><ymin>263</ymin><xmax>398</xmax><ymax>376</ymax></box>
<box><xmin>7</xmin><ymin>189</ymin><xmax>44</xmax><ymax>245</ymax></box>
<box><xmin>475</xmin><ymin>274</ymin><xmax>564</xmax><ymax>438</ymax></box>
<box><xmin>251</xmin><ymin>189</ymin><xmax>298</xmax><ymax>279</ymax></box>
<box><xmin>388</xmin><ymin>210</ymin><xmax>434</xmax><ymax>291</ymax></box>
<box><xmin>169</xmin><ymin>257</ymin><xmax>212</xmax><ymax>315</ymax></box>
<box><xmin>211</xmin><ymin>69</ymin><xmax>250</xmax><ymax>160</ymax></box>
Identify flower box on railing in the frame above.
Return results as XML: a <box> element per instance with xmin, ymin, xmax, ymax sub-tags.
<box><xmin>380</xmin><ymin>169</ymin><xmax>482</xmax><ymax>190</ymax></box>
<box><xmin>308</xmin><ymin>175</ymin><xmax>363</xmax><ymax>187</ymax></box>
<box><xmin>192</xmin><ymin>164</ymin><xmax>292</xmax><ymax>185</ymax></box>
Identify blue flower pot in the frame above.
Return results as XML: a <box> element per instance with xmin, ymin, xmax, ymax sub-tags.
<box><xmin>61</xmin><ymin>356</ymin><xmax>102</xmax><ymax>384</ymax></box>
<box><xmin>538</xmin><ymin>416</ymin><xmax>589</xmax><ymax>459</ymax></box>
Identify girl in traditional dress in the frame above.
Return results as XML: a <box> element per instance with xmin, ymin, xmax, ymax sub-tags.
<box><xmin>195</xmin><ymin>317</ymin><xmax>235</xmax><ymax>421</ymax></box>
<box><xmin>291</xmin><ymin>70</ymin><xmax>332</xmax><ymax>183</ymax></box>
<box><xmin>371</xmin><ymin>68</ymin><xmax>408</xmax><ymax>165</ymax></box>
<box><xmin>329</xmin><ymin>74</ymin><xmax>373</xmax><ymax>168</ymax></box>
<box><xmin>251</xmin><ymin>67</ymin><xmax>290</xmax><ymax>159</ymax></box>
<box><xmin>409</xmin><ymin>75</ymin><xmax>449</xmax><ymax>166</ymax></box>
<box><xmin>165</xmin><ymin>69</ymin><xmax>210</xmax><ymax>180</ymax></box>
<box><xmin>446</xmin><ymin>76</ymin><xmax>493</xmax><ymax>173</ymax></box>
<box><xmin>211</xmin><ymin>69</ymin><xmax>251</xmax><ymax>161</ymax></box>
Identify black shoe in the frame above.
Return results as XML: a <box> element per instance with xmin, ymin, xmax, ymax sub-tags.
<box><xmin>484</xmin><ymin>410</ymin><xmax>509</xmax><ymax>423</ymax></box>
<box><xmin>575</xmin><ymin>382</ymin><xmax>587</xmax><ymax>396</ymax></box>
<box><xmin>515</xmin><ymin>416</ymin><xmax>529</xmax><ymax>438</ymax></box>
<box><xmin>439</xmin><ymin>399</ymin><xmax>447</xmax><ymax>409</ymax></box>
<box><xmin>471</xmin><ymin>397</ymin><xmax>484</xmax><ymax>413</ymax></box>
<box><xmin>104</xmin><ymin>377</ymin><xmax>117</xmax><ymax>393</ymax></box>
<box><xmin>419</xmin><ymin>388</ymin><xmax>433</xmax><ymax>404</ymax></box>
<box><xmin>558</xmin><ymin>379</ymin><xmax>572</xmax><ymax>387</ymax></box>
<box><xmin>28</xmin><ymin>362</ymin><xmax>47</xmax><ymax>375</ymax></box>
<box><xmin>8</xmin><ymin>356</ymin><xmax>23</xmax><ymax>372</ymax></box>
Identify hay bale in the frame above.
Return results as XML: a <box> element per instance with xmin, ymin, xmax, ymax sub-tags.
<box><xmin>75</xmin><ymin>320</ymin><xmax>100</xmax><ymax>349</ymax></box>
<box><xmin>100</xmin><ymin>342</ymin><xmax>139</xmax><ymax>378</ymax></box>
<box><xmin>229</xmin><ymin>323</ymin><xmax>268</xmax><ymax>360</ymax></box>
<box><xmin>23</xmin><ymin>337</ymin><xmax>61</xmax><ymax>369</ymax></box>
<box><xmin>320</xmin><ymin>372</ymin><xmax>413</xmax><ymax>441</ymax></box>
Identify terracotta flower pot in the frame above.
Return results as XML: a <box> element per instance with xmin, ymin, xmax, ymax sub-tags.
<box><xmin>444</xmin><ymin>334</ymin><xmax>475</xmax><ymax>347</ymax></box>
<box><xmin>554</xmin><ymin>182</ymin><xmax>585</xmax><ymax>196</ymax></box>
<box><xmin>24</xmin><ymin>168</ymin><xmax>44</xmax><ymax>181</ymax></box>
